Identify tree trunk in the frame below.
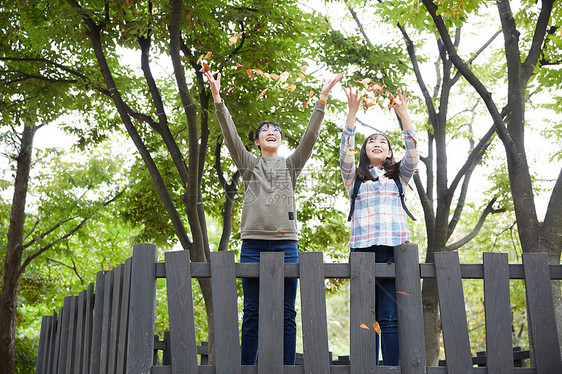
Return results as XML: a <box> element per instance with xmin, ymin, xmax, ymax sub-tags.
<box><xmin>0</xmin><ymin>124</ymin><xmax>37</xmax><ymax>374</ymax></box>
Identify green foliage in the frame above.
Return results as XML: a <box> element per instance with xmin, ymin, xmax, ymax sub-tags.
<box><xmin>15</xmin><ymin>336</ymin><xmax>36</xmax><ymax>374</ymax></box>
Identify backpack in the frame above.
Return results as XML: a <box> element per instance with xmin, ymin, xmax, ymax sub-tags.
<box><xmin>347</xmin><ymin>177</ymin><xmax>416</xmax><ymax>222</ymax></box>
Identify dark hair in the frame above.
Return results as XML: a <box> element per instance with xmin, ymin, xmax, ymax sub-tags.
<box><xmin>356</xmin><ymin>133</ymin><xmax>400</xmax><ymax>181</ymax></box>
<box><xmin>254</xmin><ymin>121</ymin><xmax>283</xmax><ymax>140</ymax></box>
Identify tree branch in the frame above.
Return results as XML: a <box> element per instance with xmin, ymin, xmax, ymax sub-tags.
<box><xmin>421</xmin><ymin>0</ymin><xmax>517</xmax><ymax>165</ymax></box>
<box><xmin>345</xmin><ymin>1</ymin><xmax>374</xmax><ymax>48</ymax></box>
<box><xmin>18</xmin><ymin>186</ymin><xmax>128</xmax><ymax>277</ymax></box>
<box><xmin>445</xmin><ymin>198</ymin><xmax>501</xmax><ymax>251</ymax></box>
<box><xmin>66</xmin><ymin>0</ymin><xmax>193</xmax><ymax>251</ymax></box>
<box><xmin>522</xmin><ymin>0</ymin><xmax>556</xmax><ymax>82</ymax></box>
<box><xmin>169</xmin><ymin>0</ymin><xmax>205</xmax><ymax>259</ymax></box>
<box><xmin>214</xmin><ymin>140</ymin><xmax>241</xmax><ymax>252</ymax></box>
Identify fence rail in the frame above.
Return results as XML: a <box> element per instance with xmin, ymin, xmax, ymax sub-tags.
<box><xmin>35</xmin><ymin>243</ymin><xmax>562</xmax><ymax>373</ymax></box>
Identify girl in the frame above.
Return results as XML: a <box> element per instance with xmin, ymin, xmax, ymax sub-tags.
<box><xmin>340</xmin><ymin>86</ymin><xmax>419</xmax><ymax>365</ymax></box>
<box><xmin>206</xmin><ymin>70</ymin><xmax>343</xmax><ymax>365</ymax></box>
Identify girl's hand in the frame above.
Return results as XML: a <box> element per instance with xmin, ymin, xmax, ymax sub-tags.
<box><xmin>205</xmin><ymin>71</ymin><xmax>222</xmax><ymax>103</ymax></box>
<box><xmin>389</xmin><ymin>88</ymin><xmax>412</xmax><ymax>130</ymax></box>
<box><xmin>319</xmin><ymin>72</ymin><xmax>344</xmax><ymax>101</ymax></box>
<box><xmin>389</xmin><ymin>88</ymin><xmax>410</xmax><ymax>119</ymax></box>
<box><xmin>342</xmin><ymin>85</ymin><xmax>362</xmax><ymax>128</ymax></box>
<box><xmin>343</xmin><ymin>85</ymin><xmax>362</xmax><ymax>117</ymax></box>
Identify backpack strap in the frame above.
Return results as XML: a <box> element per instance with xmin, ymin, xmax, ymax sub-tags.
<box><xmin>393</xmin><ymin>177</ymin><xmax>417</xmax><ymax>221</ymax></box>
<box><xmin>242</xmin><ymin>157</ymin><xmax>296</xmax><ymax>190</ymax></box>
<box><xmin>347</xmin><ymin>178</ymin><xmax>362</xmax><ymax>221</ymax></box>
<box><xmin>347</xmin><ymin>176</ymin><xmax>417</xmax><ymax>222</ymax></box>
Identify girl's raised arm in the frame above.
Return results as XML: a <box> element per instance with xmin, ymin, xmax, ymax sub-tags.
<box><xmin>205</xmin><ymin>71</ymin><xmax>222</xmax><ymax>103</ymax></box>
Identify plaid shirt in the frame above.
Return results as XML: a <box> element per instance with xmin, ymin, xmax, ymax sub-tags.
<box><xmin>340</xmin><ymin>124</ymin><xmax>419</xmax><ymax>248</ymax></box>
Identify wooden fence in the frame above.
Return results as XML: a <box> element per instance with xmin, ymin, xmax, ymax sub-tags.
<box><xmin>35</xmin><ymin>243</ymin><xmax>562</xmax><ymax>373</ymax></box>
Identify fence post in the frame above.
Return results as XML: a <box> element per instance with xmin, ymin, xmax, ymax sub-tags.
<box><xmin>126</xmin><ymin>243</ymin><xmax>158</xmax><ymax>374</ymax></box>
<box><xmin>395</xmin><ymin>243</ymin><xmax>426</xmax><ymax>373</ymax></box>
<box><xmin>211</xmin><ymin>251</ymin><xmax>241</xmax><ymax>374</ymax></box>
<box><xmin>435</xmin><ymin>251</ymin><xmax>473</xmax><ymax>372</ymax></box>
<box><xmin>483</xmin><ymin>252</ymin><xmax>513</xmax><ymax>372</ymax></box>
<box><xmin>165</xmin><ymin>250</ymin><xmax>198</xmax><ymax>374</ymax></box>
<box><xmin>523</xmin><ymin>252</ymin><xmax>562</xmax><ymax>372</ymax></box>
<box><xmin>257</xmin><ymin>251</ymin><xmax>285</xmax><ymax>373</ymax></box>
<box><xmin>349</xmin><ymin>252</ymin><xmax>377</xmax><ymax>373</ymax></box>
<box><xmin>300</xmin><ymin>252</ymin><xmax>330</xmax><ymax>374</ymax></box>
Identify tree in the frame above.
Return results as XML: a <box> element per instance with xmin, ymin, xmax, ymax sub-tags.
<box><xmin>0</xmin><ymin>0</ymin><xmax>408</xmax><ymax>366</ymax></box>
<box><xmin>338</xmin><ymin>0</ymin><xmax>512</xmax><ymax>362</ymax></box>
<box><xmin>0</xmin><ymin>4</ymin><xmax>131</xmax><ymax>370</ymax></box>
<box><xmin>420</xmin><ymin>0</ymin><xmax>562</xmax><ymax>357</ymax></box>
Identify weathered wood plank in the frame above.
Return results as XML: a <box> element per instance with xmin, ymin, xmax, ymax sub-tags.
<box><xmin>300</xmin><ymin>252</ymin><xmax>330</xmax><ymax>374</ymax></box>
<box><xmin>151</xmin><ymin>365</ymin><xmax>538</xmax><ymax>374</ymax></box>
<box><xmin>35</xmin><ymin>315</ymin><xmax>50</xmax><ymax>374</ymax></box>
<box><xmin>522</xmin><ymin>253</ymin><xmax>562</xmax><ymax>372</ymax></box>
<box><xmin>210</xmin><ymin>251</ymin><xmax>241</xmax><ymax>374</ymax></box>
<box><xmin>126</xmin><ymin>243</ymin><xmax>158</xmax><ymax>374</ymax></box>
<box><xmin>73</xmin><ymin>291</ymin><xmax>86</xmax><ymax>374</ymax></box>
<box><xmin>89</xmin><ymin>271</ymin><xmax>107</xmax><ymax>374</ymax></box>
<box><xmin>435</xmin><ymin>251</ymin><xmax>473</xmax><ymax>373</ymax></box>
<box><xmin>162</xmin><ymin>331</ymin><xmax>171</xmax><ymax>366</ymax></box>
<box><xmin>108</xmin><ymin>264</ymin><xmax>124</xmax><ymax>374</ymax></box>
<box><xmin>257</xmin><ymin>251</ymin><xmax>284</xmax><ymax>373</ymax></box>
<box><xmin>99</xmin><ymin>269</ymin><xmax>115</xmax><ymax>373</ymax></box>
<box><xmin>70</xmin><ymin>296</ymin><xmax>80</xmax><ymax>373</ymax></box>
<box><xmin>165</xmin><ymin>250</ymin><xmax>198</xmax><ymax>374</ymax></box>
<box><xmin>66</xmin><ymin>296</ymin><xmax>78</xmax><ymax>373</ymax></box>
<box><xmin>349</xmin><ymin>252</ymin><xmax>377</xmax><ymax>373</ymax></box>
<box><xmin>58</xmin><ymin>296</ymin><xmax>72</xmax><ymax>374</ymax></box>
<box><xmin>483</xmin><ymin>252</ymin><xmax>513</xmax><ymax>373</ymax></box>
<box><xmin>116</xmin><ymin>258</ymin><xmax>132</xmax><ymax>374</ymax></box>
<box><xmin>394</xmin><ymin>243</ymin><xmax>426</xmax><ymax>373</ymax></box>
<box><xmin>47</xmin><ymin>311</ymin><xmax>59</xmax><ymax>374</ymax></box>
<box><xmin>81</xmin><ymin>282</ymin><xmax>95</xmax><ymax>374</ymax></box>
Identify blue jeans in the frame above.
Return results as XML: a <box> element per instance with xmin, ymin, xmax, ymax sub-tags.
<box><xmin>240</xmin><ymin>239</ymin><xmax>299</xmax><ymax>365</ymax></box>
<box><xmin>351</xmin><ymin>245</ymin><xmax>399</xmax><ymax>366</ymax></box>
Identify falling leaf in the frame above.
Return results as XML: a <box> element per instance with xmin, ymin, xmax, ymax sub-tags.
<box><xmin>252</xmin><ymin>68</ymin><xmax>264</xmax><ymax>76</ymax></box>
<box><xmin>228</xmin><ymin>33</ymin><xmax>243</xmax><ymax>46</ymax></box>
<box><xmin>277</xmin><ymin>229</ymin><xmax>287</xmax><ymax>236</ymax></box>
<box><xmin>245</xmin><ymin>69</ymin><xmax>255</xmax><ymax>78</ymax></box>
<box><xmin>300</xmin><ymin>65</ymin><xmax>307</xmax><ymax>73</ymax></box>
<box><xmin>369</xmin><ymin>82</ymin><xmax>383</xmax><ymax>94</ymax></box>
<box><xmin>360</xmin><ymin>323</ymin><xmax>370</xmax><ymax>330</ymax></box>
<box><xmin>309</xmin><ymin>90</ymin><xmax>314</xmax><ymax>98</ymax></box>
<box><xmin>397</xmin><ymin>291</ymin><xmax>410</xmax><ymax>296</ymax></box>
<box><xmin>236</xmin><ymin>62</ymin><xmax>245</xmax><ymax>68</ymax></box>
<box><xmin>196</xmin><ymin>54</ymin><xmax>204</xmax><ymax>64</ymax></box>
<box><xmin>372</xmin><ymin>321</ymin><xmax>381</xmax><ymax>335</ymax></box>
<box><xmin>283</xmin><ymin>81</ymin><xmax>297</xmax><ymax>92</ymax></box>
<box><xmin>271</xmin><ymin>73</ymin><xmax>281</xmax><ymax>80</ymax></box>
<box><xmin>355</xmin><ymin>78</ymin><xmax>371</xmax><ymax>89</ymax></box>
<box><xmin>257</xmin><ymin>88</ymin><xmax>268</xmax><ymax>100</ymax></box>
<box><xmin>298</xmin><ymin>72</ymin><xmax>307</xmax><ymax>82</ymax></box>
<box><xmin>302</xmin><ymin>101</ymin><xmax>308</xmax><ymax>108</ymax></box>
<box><xmin>279</xmin><ymin>71</ymin><xmax>290</xmax><ymax>84</ymax></box>
<box><xmin>199</xmin><ymin>63</ymin><xmax>210</xmax><ymax>73</ymax></box>
<box><xmin>204</xmin><ymin>51</ymin><xmax>212</xmax><ymax>59</ymax></box>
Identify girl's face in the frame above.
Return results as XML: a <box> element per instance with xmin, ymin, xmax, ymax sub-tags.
<box><xmin>254</xmin><ymin>124</ymin><xmax>282</xmax><ymax>153</ymax></box>
<box><xmin>365</xmin><ymin>134</ymin><xmax>392</xmax><ymax>167</ymax></box>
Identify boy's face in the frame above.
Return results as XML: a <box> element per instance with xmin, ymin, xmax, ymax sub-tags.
<box><xmin>254</xmin><ymin>124</ymin><xmax>282</xmax><ymax>152</ymax></box>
